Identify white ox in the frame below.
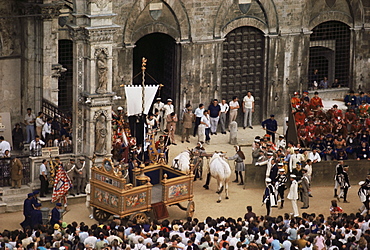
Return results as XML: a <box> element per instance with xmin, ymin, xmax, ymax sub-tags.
<box><xmin>209</xmin><ymin>152</ymin><xmax>231</xmax><ymax>203</ymax></box>
<box><xmin>172</xmin><ymin>151</ymin><xmax>191</xmax><ymax>173</ymax></box>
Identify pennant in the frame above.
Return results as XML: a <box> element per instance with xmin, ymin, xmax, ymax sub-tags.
<box><xmin>51</xmin><ymin>166</ymin><xmax>72</xmax><ymax>203</ymax></box>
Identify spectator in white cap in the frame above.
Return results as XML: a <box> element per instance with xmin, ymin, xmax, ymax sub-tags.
<box><xmin>276</xmin><ymin>135</ymin><xmax>286</xmax><ymax>149</ymax></box>
<box><xmin>287</xmin><ymin>174</ymin><xmax>299</xmax><ymax>217</ymax></box>
<box><xmin>262</xmin><ymin>178</ymin><xmax>277</xmax><ymax>216</ymax></box>
<box><xmin>163</xmin><ymin>98</ymin><xmax>174</xmax><ymax>129</ymax></box>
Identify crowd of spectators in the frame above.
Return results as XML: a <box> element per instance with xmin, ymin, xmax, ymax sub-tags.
<box><xmin>3</xmin><ymin>209</ymin><xmax>370</xmax><ymax>250</ymax></box>
<box><xmin>291</xmin><ymin>90</ymin><xmax>370</xmax><ymax>161</ymax></box>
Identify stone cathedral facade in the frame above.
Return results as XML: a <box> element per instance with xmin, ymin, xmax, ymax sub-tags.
<box><xmin>0</xmin><ymin>0</ymin><xmax>369</xmax><ymax>157</ymax></box>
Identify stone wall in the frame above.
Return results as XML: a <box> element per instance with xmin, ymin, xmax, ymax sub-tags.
<box><xmin>245</xmin><ymin>160</ymin><xmax>369</xmax><ymax>188</ymax></box>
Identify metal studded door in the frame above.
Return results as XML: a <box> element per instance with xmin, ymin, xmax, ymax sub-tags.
<box><xmin>221</xmin><ymin>26</ymin><xmax>265</xmax><ymax>126</ymax></box>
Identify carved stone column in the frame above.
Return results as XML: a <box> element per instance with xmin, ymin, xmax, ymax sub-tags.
<box><xmin>68</xmin><ymin>0</ymin><xmax>119</xmax><ymax>162</ymax></box>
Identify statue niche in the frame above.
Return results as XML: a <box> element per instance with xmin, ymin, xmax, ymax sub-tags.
<box><xmin>95</xmin><ymin>114</ymin><xmax>108</xmax><ymax>155</ymax></box>
<box><xmin>95</xmin><ymin>51</ymin><xmax>108</xmax><ymax>94</ymax></box>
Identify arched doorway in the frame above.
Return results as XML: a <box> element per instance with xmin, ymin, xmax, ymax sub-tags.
<box><xmin>221</xmin><ymin>26</ymin><xmax>266</xmax><ymax>125</ymax></box>
<box><xmin>309</xmin><ymin>21</ymin><xmax>350</xmax><ymax>88</ymax></box>
<box><xmin>133</xmin><ymin>33</ymin><xmax>178</xmax><ymax>103</ymax></box>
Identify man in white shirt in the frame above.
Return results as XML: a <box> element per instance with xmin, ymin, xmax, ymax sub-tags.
<box><xmin>0</xmin><ymin>136</ymin><xmax>11</xmax><ymax>157</ymax></box>
<box><xmin>163</xmin><ymin>99</ymin><xmax>174</xmax><ymax>129</ymax></box>
<box><xmin>242</xmin><ymin>91</ymin><xmax>254</xmax><ymax>129</ymax></box>
<box><xmin>308</xmin><ymin>149</ymin><xmax>321</xmax><ymax>163</ymax></box>
<box><xmin>30</xmin><ymin>136</ymin><xmax>45</xmax><ymax>156</ymax></box>
<box><xmin>287</xmin><ymin>174</ymin><xmax>299</xmax><ymax>217</ymax></box>
<box><xmin>276</xmin><ymin>135</ymin><xmax>286</xmax><ymax>149</ymax></box>
<box><xmin>200</xmin><ymin>110</ymin><xmax>211</xmax><ymax>144</ymax></box>
<box><xmin>229</xmin><ymin>96</ymin><xmax>239</xmax><ymax>126</ymax></box>
<box><xmin>42</xmin><ymin>118</ymin><xmax>53</xmax><ymax>142</ymax></box>
<box><xmin>193</xmin><ymin>104</ymin><xmax>204</xmax><ymax>137</ymax></box>
<box><xmin>39</xmin><ymin>159</ymin><xmax>48</xmax><ymax>197</ymax></box>
<box><xmin>219</xmin><ymin>99</ymin><xmax>229</xmax><ymax>134</ymax></box>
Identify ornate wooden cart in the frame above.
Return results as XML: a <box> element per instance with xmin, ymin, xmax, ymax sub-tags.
<box><xmin>90</xmin><ymin>157</ymin><xmax>195</xmax><ymax>222</ymax></box>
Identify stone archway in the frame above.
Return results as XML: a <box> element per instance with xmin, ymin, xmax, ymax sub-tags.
<box><xmin>213</xmin><ymin>0</ymin><xmax>278</xmax><ymax>38</ymax></box>
<box><xmin>123</xmin><ymin>0</ymin><xmax>191</xmax><ymax>45</ymax></box>
<box><xmin>133</xmin><ymin>33</ymin><xmax>178</xmax><ymax>103</ymax></box>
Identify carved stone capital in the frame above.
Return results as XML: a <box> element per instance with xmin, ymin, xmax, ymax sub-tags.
<box><xmin>87</xmin><ymin>0</ymin><xmax>113</xmax><ymax>11</ymax></box>
<box><xmin>68</xmin><ymin>26</ymin><xmax>88</xmax><ymax>41</ymax></box>
<box><xmin>39</xmin><ymin>3</ymin><xmax>63</xmax><ymax>19</ymax></box>
<box><xmin>94</xmin><ymin>48</ymin><xmax>109</xmax><ymax>57</ymax></box>
<box><xmin>84</xmin><ymin>26</ymin><xmax>119</xmax><ymax>42</ymax></box>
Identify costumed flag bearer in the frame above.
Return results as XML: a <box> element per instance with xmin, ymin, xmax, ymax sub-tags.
<box><xmin>262</xmin><ymin>178</ymin><xmax>277</xmax><ymax>216</ymax></box>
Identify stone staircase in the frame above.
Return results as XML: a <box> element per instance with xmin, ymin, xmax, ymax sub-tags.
<box><xmin>0</xmin><ymin>185</ymin><xmax>87</xmax><ymax>213</ymax></box>
<box><xmin>0</xmin><ymin>185</ymin><xmax>33</xmax><ymax>213</ymax></box>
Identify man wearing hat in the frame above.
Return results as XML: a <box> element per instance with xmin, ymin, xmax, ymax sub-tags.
<box><xmin>291</xmin><ymin>92</ymin><xmax>301</xmax><ymax>112</ymax></box>
<box><xmin>276</xmin><ymin>135</ymin><xmax>286</xmax><ymax>149</ymax></box>
<box><xmin>301</xmin><ymin>168</ymin><xmax>310</xmax><ymax>209</ymax></box>
<box><xmin>262</xmin><ymin>178</ymin><xmax>277</xmax><ymax>216</ymax></box>
<box><xmin>262</xmin><ymin>115</ymin><xmax>278</xmax><ymax>143</ymax></box>
<box><xmin>75</xmin><ymin>157</ymin><xmax>87</xmax><ymax>195</ymax></box>
<box><xmin>20</xmin><ymin>193</ymin><xmax>34</xmax><ymax>229</ymax></box>
<box><xmin>31</xmin><ymin>190</ymin><xmax>40</xmax><ymax>208</ymax></box>
<box><xmin>256</xmin><ymin>151</ymin><xmax>274</xmax><ymax>178</ymax></box>
<box><xmin>50</xmin><ymin>202</ymin><xmax>62</xmax><ymax>226</ymax></box>
<box><xmin>287</xmin><ymin>174</ymin><xmax>299</xmax><ymax>217</ymax></box>
<box><xmin>153</xmin><ymin>98</ymin><xmax>164</xmax><ymax>130</ymax></box>
<box><xmin>337</xmin><ymin>165</ymin><xmax>350</xmax><ymax>203</ymax></box>
<box><xmin>358</xmin><ymin>181</ymin><xmax>368</xmax><ymax>215</ymax></box>
<box><xmin>30</xmin><ymin>203</ymin><xmax>43</xmax><ymax>228</ymax></box>
<box><xmin>163</xmin><ymin>99</ymin><xmax>174</xmax><ymax>129</ymax></box>
<box><xmin>65</xmin><ymin>158</ymin><xmax>76</xmax><ymax>196</ymax></box>
<box><xmin>275</xmin><ymin>166</ymin><xmax>287</xmax><ymax>209</ymax></box>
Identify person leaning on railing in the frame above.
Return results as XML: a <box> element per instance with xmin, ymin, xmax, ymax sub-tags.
<box><xmin>30</xmin><ymin>136</ymin><xmax>45</xmax><ymax>157</ymax></box>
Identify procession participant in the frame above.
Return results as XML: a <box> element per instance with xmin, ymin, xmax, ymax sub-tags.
<box><xmin>291</xmin><ymin>92</ymin><xmax>301</xmax><ymax>112</ymax></box>
<box><xmin>287</xmin><ymin>174</ymin><xmax>299</xmax><ymax>217</ymax></box>
<box><xmin>10</xmin><ymin>156</ymin><xmax>23</xmax><ymax>189</ymax></box>
<box><xmin>289</xmin><ymin>148</ymin><xmax>304</xmax><ymax>172</ymax></box>
<box><xmin>262</xmin><ymin>178</ymin><xmax>277</xmax><ymax>216</ymax></box>
<box><xmin>20</xmin><ymin>193</ymin><xmax>34</xmax><ymax>230</ymax></box>
<box><xmin>358</xmin><ymin>181</ymin><xmax>368</xmax><ymax>215</ymax></box>
<box><xmin>50</xmin><ymin>203</ymin><xmax>62</xmax><ymax>226</ymax></box>
<box><xmin>337</xmin><ymin>165</ymin><xmax>350</xmax><ymax>203</ymax></box>
<box><xmin>153</xmin><ymin>98</ymin><xmax>164</xmax><ymax>130</ymax></box>
<box><xmin>300</xmin><ymin>168</ymin><xmax>310</xmax><ymax>209</ymax></box>
<box><xmin>30</xmin><ymin>203</ymin><xmax>43</xmax><ymax>228</ymax></box>
<box><xmin>163</xmin><ymin>99</ymin><xmax>174</xmax><ymax>129</ymax></box>
<box><xmin>75</xmin><ymin>157</ymin><xmax>87</xmax><ymax>195</ymax></box>
<box><xmin>39</xmin><ymin>159</ymin><xmax>48</xmax><ymax>197</ymax></box>
<box><xmin>262</xmin><ymin>115</ymin><xmax>278</xmax><ymax>144</ymax></box>
<box><xmin>334</xmin><ymin>160</ymin><xmax>344</xmax><ymax>198</ymax></box>
<box><xmin>166</xmin><ymin>112</ymin><xmax>178</xmax><ymax>145</ymax></box>
<box><xmin>192</xmin><ymin>142</ymin><xmax>206</xmax><ymax>181</ymax></box>
<box><xmin>181</xmin><ymin>104</ymin><xmax>194</xmax><ymax>143</ymax></box>
<box><xmin>226</xmin><ymin>145</ymin><xmax>245</xmax><ymax>186</ymax></box>
<box><xmin>219</xmin><ymin>99</ymin><xmax>229</xmax><ymax>134</ymax></box>
<box><xmin>65</xmin><ymin>158</ymin><xmax>76</xmax><ymax>196</ymax></box>
<box><xmin>275</xmin><ymin>167</ymin><xmax>287</xmax><ymax>209</ymax></box>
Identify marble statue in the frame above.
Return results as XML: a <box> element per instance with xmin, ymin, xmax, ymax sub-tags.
<box><xmin>95</xmin><ymin>114</ymin><xmax>108</xmax><ymax>155</ymax></box>
<box><xmin>96</xmin><ymin>52</ymin><xmax>108</xmax><ymax>94</ymax></box>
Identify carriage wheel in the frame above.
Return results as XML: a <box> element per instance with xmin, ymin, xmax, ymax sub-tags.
<box><xmin>93</xmin><ymin>207</ymin><xmax>111</xmax><ymax>221</ymax></box>
<box><xmin>186</xmin><ymin>201</ymin><xmax>195</xmax><ymax>218</ymax></box>
<box><xmin>129</xmin><ymin>212</ymin><xmax>147</xmax><ymax>224</ymax></box>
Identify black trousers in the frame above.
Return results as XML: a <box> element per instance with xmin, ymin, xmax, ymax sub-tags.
<box><xmin>193</xmin><ymin>117</ymin><xmax>201</xmax><ymax>137</ymax></box>
<box><xmin>39</xmin><ymin>175</ymin><xmax>48</xmax><ymax>196</ymax></box>
<box><xmin>277</xmin><ymin>186</ymin><xmax>285</xmax><ymax>201</ymax></box>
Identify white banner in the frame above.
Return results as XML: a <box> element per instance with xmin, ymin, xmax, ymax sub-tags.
<box><xmin>124</xmin><ymin>85</ymin><xmax>159</xmax><ymax>116</ymax></box>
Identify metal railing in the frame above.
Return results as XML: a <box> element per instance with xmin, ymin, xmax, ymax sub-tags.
<box><xmin>42</xmin><ymin>98</ymin><xmax>72</xmax><ymax>136</ymax></box>
<box><xmin>0</xmin><ymin>156</ymin><xmax>31</xmax><ymax>187</ymax></box>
